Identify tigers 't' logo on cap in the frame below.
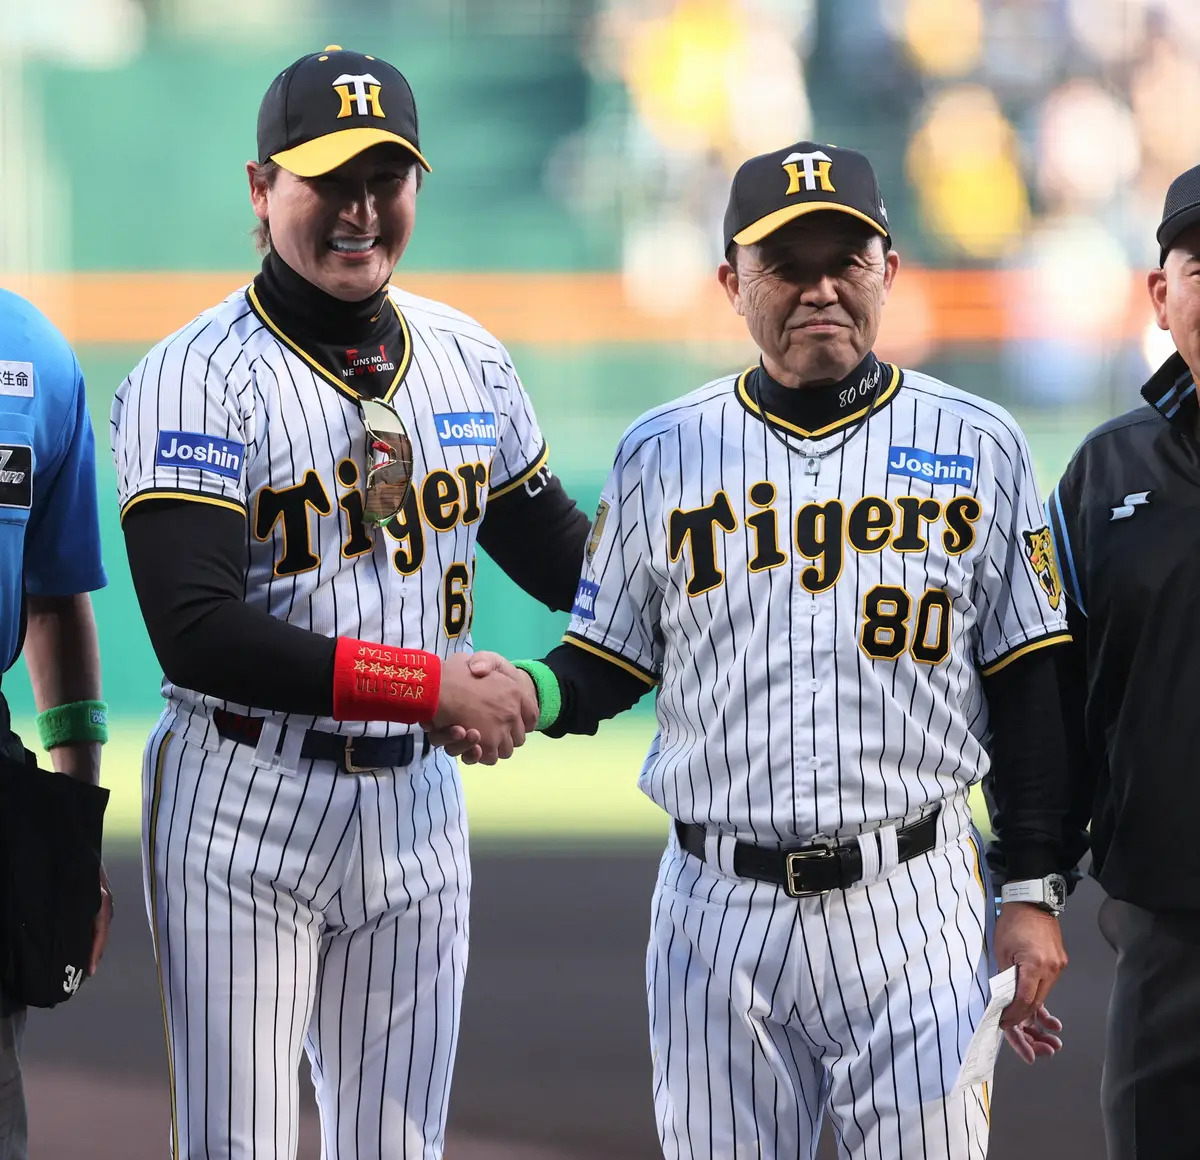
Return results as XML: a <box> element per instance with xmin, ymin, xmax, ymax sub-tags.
<box><xmin>333</xmin><ymin>73</ymin><xmax>384</xmax><ymax>118</ymax></box>
<box><xmin>782</xmin><ymin>150</ymin><xmax>835</xmax><ymax>195</ymax></box>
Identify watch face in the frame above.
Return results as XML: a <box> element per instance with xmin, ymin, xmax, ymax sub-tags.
<box><xmin>1047</xmin><ymin>876</ymin><xmax>1067</xmax><ymax>909</ymax></box>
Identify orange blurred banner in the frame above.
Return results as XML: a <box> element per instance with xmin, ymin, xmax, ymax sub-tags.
<box><xmin>0</xmin><ymin>269</ymin><xmax>1154</xmax><ymax>350</ymax></box>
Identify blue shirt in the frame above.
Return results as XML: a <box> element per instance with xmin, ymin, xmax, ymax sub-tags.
<box><xmin>0</xmin><ymin>289</ymin><xmax>106</xmax><ymax>672</ymax></box>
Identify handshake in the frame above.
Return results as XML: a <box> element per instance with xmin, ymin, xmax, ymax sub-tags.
<box><xmin>426</xmin><ymin>652</ymin><xmax>540</xmax><ymax>765</ymax></box>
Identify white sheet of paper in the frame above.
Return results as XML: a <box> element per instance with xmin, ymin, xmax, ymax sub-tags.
<box><xmin>953</xmin><ymin>966</ymin><xmax>1018</xmax><ymax>1093</ymax></box>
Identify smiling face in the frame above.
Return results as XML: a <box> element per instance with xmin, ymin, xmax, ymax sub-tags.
<box><xmin>718</xmin><ymin>212</ymin><xmax>899</xmax><ymax>387</ymax></box>
<box><xmin>248</xmin><ymin>143</ymin><xmax>419</xmax><ymax>301</ymax></box>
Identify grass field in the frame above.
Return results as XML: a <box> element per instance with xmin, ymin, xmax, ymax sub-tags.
<box><xmin>13</xmin><ymin>716</ymin><xmax>994</xmax><ymax>848</ymax></box>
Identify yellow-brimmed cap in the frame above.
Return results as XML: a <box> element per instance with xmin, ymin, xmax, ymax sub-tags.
<box><xmin>258</xmin><ymin>45</ymin><xmax>431</xmax><ymax>177</ymax></box>
<box><xmin>724</xmin><ymin>141</ymin><xmax>889</xmax><ymax>250</ymax></box>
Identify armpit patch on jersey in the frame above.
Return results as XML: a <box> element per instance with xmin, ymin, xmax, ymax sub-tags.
<box><xmin>887</xmin><ymin>446</ymin><xmax>975</xmax><ymax>487</ymax></box>
<box><xmin>0</xmin><ymin>361</ymin><xmax>33</xmax><ymax>397</ymax></box>
<box><xmin>1023</xmin><ymin>526</ymin><xmax>1063</xmax><ymax>611</ymax></box>
<box><xmin>0</xmin><ymin>444</ymin><xmax>32</xmax><ymax>508</ymax></box>
<box><xmin>155</xmin><ymin>431</ymin><xmax>245</xmax><ymax>481</ymax></box>
<box><xmin>585</xmin><ymin>499</ymin><xmax>610</xmax><ymax>564</ymax></box>
<box><xmin>572</xmin><ymin>579</ymin><xmax>600</xmax><ymax>621</ymax></box>
<box><xmin>433</xmin><ymin>412</ymin><xmax>498</xmax><ymax>447</ymax></box>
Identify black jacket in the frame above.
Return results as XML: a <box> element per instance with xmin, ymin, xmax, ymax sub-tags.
<box><xmin>1049</xmin><ymin>352</ymin><xmax>1200</xmax><ymax>910</ymax></box>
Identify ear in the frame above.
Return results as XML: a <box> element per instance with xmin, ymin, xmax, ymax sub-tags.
<box><xmin>247</xmin><ymin>161</ymin><xmax>270</xmax><ymax>223</ymax></box>
<box><xmin>1148</xmin><ymin>267</ymin><xmax>1170</xmax><ymax>331</ymax></box>
<box><xmin>880</xmin><ymin>247</ymin><xmax>900</xmax><ymax>300</ymax></box>
<box><xmin>718</xmin><ymin>261</ymin><xmax>744</xmax><ymax>316</ymax></box>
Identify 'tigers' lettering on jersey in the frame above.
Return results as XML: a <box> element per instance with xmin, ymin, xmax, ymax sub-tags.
<box><xmin>667</xmin><ymin>486</ymin><xmax>983</xmax><ymax>598</ymax></box>
<box><xmin>254</xmin><ymin>460</ymin><xmax>491</xmax><ymax>578</ymax></box>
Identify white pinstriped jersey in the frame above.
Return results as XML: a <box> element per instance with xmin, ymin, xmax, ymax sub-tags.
<box><xmin>567</xmin><ymin>364</ymin><xmax>1069</xmax><ymax>843</ymax></box>
<box><xmin>111</xmin><ymin>283</ymin><xmax>546</xmax><ymax>738</ymax></box>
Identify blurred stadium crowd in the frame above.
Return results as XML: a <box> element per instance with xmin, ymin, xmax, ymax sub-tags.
<box><xmin>1</xmin><ymin>0</ymin><xmax>1195</xmax><ymax>412</ymax></box>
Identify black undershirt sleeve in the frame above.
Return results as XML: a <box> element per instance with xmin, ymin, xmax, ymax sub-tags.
<box><xmin>541</xmin><ymin>643</ymin><xmax>652</xmax><ymax>736</ymax></box>
<box><xmin>980</xmin><ymin>646</ymin><xmax>1071</xmax><ymax>883</ymax></box>
<box><xmin>1055</xmin><ymin>599</ymin><xmax>1094</xmax><ymax>891</ymax></box>
<box><xmin>477</xmin><ymin>473</ymin><xmax>590</xmax><ymax>612</ymax></box>
<box><xmin>122</xmin><ymin>500</ymin><xmax>336</xmax><ymax>715</ymax></box>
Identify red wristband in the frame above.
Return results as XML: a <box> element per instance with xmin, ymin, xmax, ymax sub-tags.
<box><xmin>331</xmin><ymin>637</ymin><xmax>441</xmax><ymax>724</ymax></box>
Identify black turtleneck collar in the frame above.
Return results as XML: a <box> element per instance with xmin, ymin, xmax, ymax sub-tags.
<box><xmin>736</xmin><ymin>351</ymin><xmax>901</xmax><ymax>438</ymax></box>
<box><xmin>254</xmin><ymin>249</ymin><xmax>389</xmax><ymax>344</ymax></box>
<box><xmin>1142</xmin><ymin>349</ymin><xmax>1198</xmax><ymax>428</ymax></box>
<box><xmin>247</xmin><ymin>250</ymin><xmax>411</xmax><ymax>400</ymax></box>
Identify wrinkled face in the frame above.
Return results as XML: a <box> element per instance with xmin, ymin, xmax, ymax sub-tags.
<box><xmin>1150</xmin><ymin>223</ymin><xmax>1200</xmax><ymax>385</ymax></box>
<box><xmin>248</xmin><ymin>144</ymin><xmax>419</xmax><ymax>302</ymax></box>
<box><xmin>718</xmin><ymin>213</ymin><xmax>899</xmax><ymax>386</ymax></box>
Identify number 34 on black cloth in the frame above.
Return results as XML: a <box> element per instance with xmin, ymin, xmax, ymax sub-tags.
<box><xmin>0</xmin><ymin>748</ymin><xmax>108</xmax><ymax>1009</ymax></box>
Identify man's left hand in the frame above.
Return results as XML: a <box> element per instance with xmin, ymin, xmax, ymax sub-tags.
<box><xmin>89</xmin><ymin>864</ymin><xmax>113</xmax><ymax>977</ymax></box>
<box><xmin>993</xmin><ymin>900</ymin><xmax>1068</xmax><ymax>1032</ymax></box>
<box><xmin>1003</xmin><ymin>1005</ymin><xmax>1063</xmax><ymax>1064</ymax></box>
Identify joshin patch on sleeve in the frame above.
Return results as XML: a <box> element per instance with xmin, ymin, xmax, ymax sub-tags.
<box><xmin>154</xmin><ymin>431</ymin><xmax>246</xmax><ymax>481</ymax></box>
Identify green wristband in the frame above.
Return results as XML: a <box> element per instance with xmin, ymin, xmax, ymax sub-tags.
<box><xmin>512</xmin><ymin>660</ymin><xmax>562</xmax><ymax>732</ymax></box>
<box><xmin>35</xmin><ymin>700</ymin><xmax>109</xmax><ymax>749</ymax></box>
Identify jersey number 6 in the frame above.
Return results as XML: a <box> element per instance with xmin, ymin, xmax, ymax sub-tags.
<box><xmin>858</xmin><ymin>584</ymin><xmax>951</xmax><ymax>665</ymax></box>
<box><xmin>442</xmin><ymin>561</ymin><xmax>476</xmax><ymax>638</ymax></box>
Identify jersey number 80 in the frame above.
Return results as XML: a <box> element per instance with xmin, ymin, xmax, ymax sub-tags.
<box><xmin>858</xmin><ymin>585</ymin><xmax>951</xmax><ymax>666</ymax></box>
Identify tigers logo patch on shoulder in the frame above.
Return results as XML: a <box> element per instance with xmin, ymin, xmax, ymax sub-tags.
<box><xmin>585</xmin><ymin>499</ymin><xmax>610</xmax><ymax>564</ymax></box>
<box><xmin>1023</xmin><ymin>526</ymin><xmax>1063</xmax><ymax>611</ymax></box>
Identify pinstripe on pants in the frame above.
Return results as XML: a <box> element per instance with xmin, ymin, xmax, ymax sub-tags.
<box><xmin>647</xmin><ymin>821</ymin><xmax>993</xmax><ymax>1160</ymax></box>
<box><xmin>142</xmin><ymin>717</ymin><xmax>470</xmax><ymax>1160</ymax></box>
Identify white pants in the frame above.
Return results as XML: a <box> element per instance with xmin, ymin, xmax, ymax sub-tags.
<box><xmin>647</xmin><ymin>817</ymin><xmax>993</xmax><ymax>1160</ymax></box>
<box><xmin>142</xmin><ymin>714</ymin><xmax>470</xmax><ymax>1160</ymax></box>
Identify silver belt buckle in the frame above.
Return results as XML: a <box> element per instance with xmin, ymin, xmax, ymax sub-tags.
<box><xmin>784</xmin><ymin>846</ymin><xmax>837</xmax><ymax>898</ymax></box>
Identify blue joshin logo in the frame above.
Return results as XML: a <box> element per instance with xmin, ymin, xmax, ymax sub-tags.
<box><xmin>434</xmin><ymin>412</ymin><xmax>498</xmax><ymax>447</ymax></box>
<box><xmin>572</xmin><ymin>579</ymin><xmax>600</xmax><ymax>621</ymax></box>
<box><xmin>155</xmin><ymin>431</ymin><xmax>244</xmax><ymax>480</ymax></box>
<box><xmin>887</xmin><ymin>446</ymin><xmax>975</xmax><ymax>487</ymax></box>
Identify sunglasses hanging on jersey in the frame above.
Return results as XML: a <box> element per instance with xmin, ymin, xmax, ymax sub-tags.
<box><xmin>359</xmin><ymin>398</ymin><xmax>414</xmax><ymax>526</ymax></box>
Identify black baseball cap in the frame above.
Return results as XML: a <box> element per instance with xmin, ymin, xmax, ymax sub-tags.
<box><xmin>257</xmin><ymin>45</ymin><xmax>431</xmax><ymax>177</ymax></box>
<box><xmin>723</xmin><ymin>141</ymin><xmax>890</xmax><ymax>251</ymax></box>
<box><xmin>1156</xmin><ymin>163</ymin><xmax>1200</xmax><ymax>264</ymax></box>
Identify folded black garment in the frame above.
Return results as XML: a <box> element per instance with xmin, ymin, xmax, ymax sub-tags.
<box><xmin>0</xmin><ymin>747</ymin><xmax>109</xmax><ymax>1009</ymax></box>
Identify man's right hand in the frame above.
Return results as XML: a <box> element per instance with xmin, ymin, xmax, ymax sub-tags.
<box><xmin>428</xmin><ymin>652</ymin><xmax>539</xmax><ymax>765</ymax></box>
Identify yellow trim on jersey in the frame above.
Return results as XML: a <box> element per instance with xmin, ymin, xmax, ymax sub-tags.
<box><xmin>489</xmin><ymin>443</ymin><xmax>549</xmax><ymax>500</ymax></box>
<box><xmin>735</xmin><ymin>362</ymin><xmax>901</xmax><ymax>438</ymax></box>
<box><xmin>979</xmin><ymin>631</ymin><xmax>1072</xmax><ymax>677</ymax></box>
<box><xmin>146</xmin><ymin>730</ymin><xmax>179</xmax><ymax>1160</ymax></box>
<box><xmin>981</xmin><ymin>1080</ymin><xmax>991</xmax><ymax>1126</ymax></box>
<box><xmin>246</xmin><ymin>284</ymin><xmax>413</xmax><ymax>404</ymax></box>
<box><xmin>120</xmin><ymin>489</ymin><xmax>246</xmax><ymax>522</ymax></box>
<box><xmin>563</xmin><ymin>633</ymin><xmax>659</xmax><ymax>686</ymax></box>
<box><xmin>968</xmin><ymin>833</ymin><xmax>986</xmax><ymax>895</ymax></box>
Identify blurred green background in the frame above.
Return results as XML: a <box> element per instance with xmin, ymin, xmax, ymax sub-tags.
<box><xmin>2</xmin><ymin>0</ymin><xmax>1187</xmax><ymax>840</ymax></box>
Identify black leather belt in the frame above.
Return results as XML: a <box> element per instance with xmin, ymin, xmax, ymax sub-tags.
<box><xmin>213</xmin><ymin>709</ymin><xmax>429</xmax><ymax>774</ymax></box>
<box><xmin>675</xmin><ymin>805</ymin><xmax>941</xmax><ymax>898</ymax></box>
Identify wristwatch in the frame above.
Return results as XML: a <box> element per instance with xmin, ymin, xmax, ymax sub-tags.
<box><xmin>1000</xmin><ymin>874</ymin><xmax>1067</xmax><ymax>917</ymax></box>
